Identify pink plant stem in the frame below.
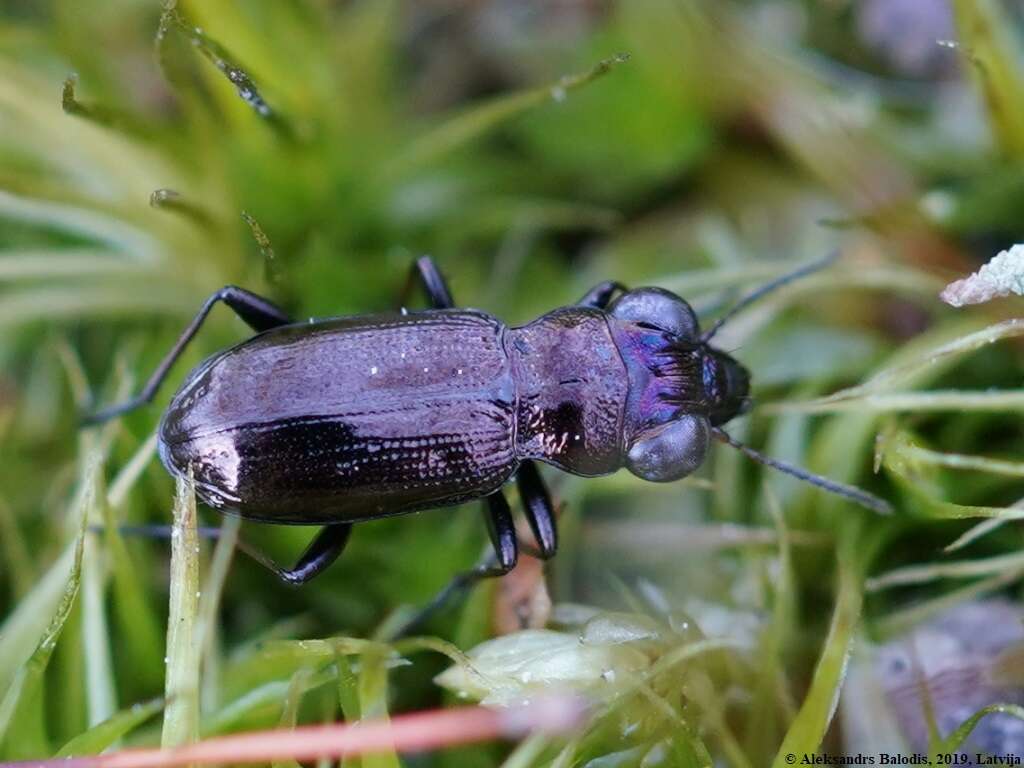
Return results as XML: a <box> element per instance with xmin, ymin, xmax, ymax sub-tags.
<box><xmin>2</xmin><ymin>696</ymin><xmax>584</xmax><ymax>768</ymax></box>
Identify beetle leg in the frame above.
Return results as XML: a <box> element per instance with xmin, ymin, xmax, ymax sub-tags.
<box><xmin>96</xmin><ymin>521</ymin><xmax>353</xmax><ymax>585</ymax></box>
<box><xmin>576</xmin><ymin>280</ymin><xmax>627</xmax><ymax>309</ymax></box>
<box><xmin>82</xmin><ymin>286</ymin><xmax>292</xmax><ymax>425</ymax></box>
<box><xmin>481</xmin><ymin>491</ymin><xmax>518</xmax><ymax>572</ymax></box>
<box><xmin>516</xmin><ymin>461</ymin><xmax>558</xmax><ymax>558</ymax></box>
<box><xmin>391</xmin><ymin>492</ymin><xmax>517</xmax><ymax>636</ymax></box>
<box><xmin>269</xmin><ymin>524</ymin><xmax>353</xmax><ymax>585</ymax></box>
<box><xmin>400</xmin><ymin>255</ymin><xmax>455</xmax><ymax>310</ymax></box>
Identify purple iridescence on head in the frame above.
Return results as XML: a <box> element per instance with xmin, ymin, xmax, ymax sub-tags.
<box><xmin>613</xmin><ymin>321</ymin><xmax>751</xmax><ymax>438</ymax></box>
<box><xmin>616</xmin><ymin>327</ymin><xmax>703</xmax><ymax>433</ymax></box>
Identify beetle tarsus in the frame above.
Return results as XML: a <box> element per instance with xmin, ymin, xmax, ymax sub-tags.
<box><xmin>82</xmin><ymin>285</ymin><xmax>292</xmax><ymax>425</ymax></box>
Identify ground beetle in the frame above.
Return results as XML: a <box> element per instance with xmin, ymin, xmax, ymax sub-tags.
<box><xmin>85</xmin><ymin>255</ymin><xmax>890</xmax><ymax>598</ymax></box>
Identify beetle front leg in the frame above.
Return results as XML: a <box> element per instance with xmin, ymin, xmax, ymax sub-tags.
<box><xmin>83</xmin><ymin>286</ymin><xmax>293</xmax><ymax>425</ymax></box>
<box><xmin>576</xmin><ymin>280</ymin><xmax>627</xmax><ymax>309</ymax></box>
<box><xmin>400</xmin><ymin>255</ymin><xmax>455</xmax><ymax>309</ymax></box>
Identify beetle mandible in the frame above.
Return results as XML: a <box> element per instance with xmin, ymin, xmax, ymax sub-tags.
<box><xmin>85</xmin><ymin>255</ymin><xmax>890</xmax><ymax>591</ymax></box>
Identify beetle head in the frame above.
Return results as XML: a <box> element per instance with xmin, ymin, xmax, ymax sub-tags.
<box><xmin>606</xmin><ymin>287</ymin><xmax>751</xmax><ymax>482</ymax></box>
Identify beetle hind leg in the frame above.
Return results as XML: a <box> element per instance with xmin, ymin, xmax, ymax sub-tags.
<box><xmin>267</xmin><ymin>523</ymin><xmax>353</xmax><ymax>586</ymax></box>
<box><xmin>100</xmin><ymin>521</ymin><xmax>353</xmax><ymax>585</ymax></box>
<box><xmin>82</xmin><ymin>286</ymin><xmax>292</xmax><ymax>425</ymax></box>
<box><xmin>391</xmin><ymin>492</ymin><xmax>518</xmax><ymax>636</ymax></box>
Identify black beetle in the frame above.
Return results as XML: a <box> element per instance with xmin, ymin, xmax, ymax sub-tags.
<box><xmin>85</xmin><ymin>256</ymin><xmax>890</xmax><ymax>593</ymax></box>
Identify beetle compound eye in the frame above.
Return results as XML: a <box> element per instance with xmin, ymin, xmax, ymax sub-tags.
<box><xmin>609</xmin><ymin>288</ymin><xmax>700</xmax><ymax>341</ymax></box>
<box><xmin>626</xmin><ymin>415</ymin><xmax>709</xmax><ymax>483</ymax></box>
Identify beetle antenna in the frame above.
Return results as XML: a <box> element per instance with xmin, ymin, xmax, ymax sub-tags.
<box><xmin>710</xmin><ymin>427</ymin><xmax>892</xmax><ymax>515</ymax></box>
<box><xmin>701</xmin><ymin>250</ymin><xmax>839</xmax><ymax>342</ymax></box>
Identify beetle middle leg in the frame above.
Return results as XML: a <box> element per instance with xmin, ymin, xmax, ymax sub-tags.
<box><xmin>83</xmin><ymin>286</ymin><xmax>292</xmax><ymax>424</ymax></box>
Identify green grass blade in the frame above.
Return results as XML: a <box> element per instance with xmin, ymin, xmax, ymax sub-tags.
<box><xmin>873</xmin><ymin>568</ymin><xmax>1024</xmax><ymax>640</ymax></box>
<box><xmin>0</xmin><ymin>250</ymin><xmax>153</xmax><ymax>281</ymax></box>
<box><xmin>197</xmin><ymin>515</ymin><xmax>240</xmax><ymax>714</ymax></box>
<box><xmin>161</xmin><ymin>471</ymin><xmax>201</xmax><ymax>749</ymax></box>
<box><xmin>0</xmin><ymin>189</ymin><xmax>161</xmax><ymax>260</ymax></box>
<box><xmin>82</xmin><ymin>479</ymin><xmax>117</xmax><ymax>728</ymax></box>
<box><xmin>770</xmin><ymin>389</ymin><xmax>1024</xmax><ymax>414</ymax></box>
<box><xmin>55</xmin><ymin>698</ymin><xmax>164</xmax><ymax>757</ymax></box>
<box><xmin>952</xmin><ymin>0</ymin><xmax>1024</xmax><ymax>157</ymax></box>
<box><xmin>157</xmin><ymin>3</ymin><xmax>292</xmax><ymax>139</ymax></box>
<box><xmin>0</xmin><ymin>479</ymin><xmax>90</xmax><ymax>758</ymax></box>
<box><xmin>771</xmin><ymin>529</ymin><xmax>863</xmax><ymax>766</ymax></box>
<box><xmin>0</xmin><ymin>283</ymin><xmax>201</xmax><ymax>329</ymax></box>
<box><xmin>878</xmin><ymin>428</ymin><xmax>1024</xmax><ymax>520</ymax></box>
<box><xmin>386</xmin><ymin>53</ymin><xmax>629</xmax><ymax>176</ymax></box>
<box><xmin>335</xmin><ymin>652</ymin><xmax>362</xmax><ymax>768</ymax></box>
<box><xmin>0</xmin><ymin>548</ymin><xmax>75</xmax><ymax>696</ymax></box>
<box><xmin>0</xmin><ymin>495</ymin><xmax>37</xmax><ymax>604</ymax></box>
<box><xmin>767</xmin><ymin>319</ymin><xmax>1024</xmax><ymax>413</ymax></box>
<box><xmin>104</xmin><ymin>487</ymin><xmax>165</xmax><ymax>696</ymax></box>
<box><xmin>934</xmin><ymin>703</ymin><xmax>1024</xmax><ymax>756</ymax></box>
<box><xmin>867</xmin><ymin>550</ymin><xmax>1024</xmax><ymax>591</ymax></box>
<box><xmin>358</xmin><ymin>649</ymin><xmax>400</xmax><ymax>768</ymax></box>
<box><xmin>887</xmin><ymin>443</ymin><xmax>1024</xmax><ymax>476</ymax></box>
<box><xmin>943</xmin><ymin>517</ymin><xmax>1009</xmax><ymax>553</ymax></box>
<box><xmin>272</xmin><ymin>667</ymin><xmax>314</xmax><ymax>768</ymax></box>
<box><xmin>201</xmin><ymin>670</ymin><xmax>335</xmax><ymax>737</ymax></box>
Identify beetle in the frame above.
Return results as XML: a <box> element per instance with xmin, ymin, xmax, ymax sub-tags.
<box><xmin>85</xmin><ymin>255</ymin><xmax>890</xmax><ymax>594</ymax></box>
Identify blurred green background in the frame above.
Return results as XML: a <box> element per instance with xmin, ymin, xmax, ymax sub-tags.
<box><xmin>4</xmin><ymin>1</ymin><xmax>1024</xmax><ymax>765</ymax></box>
